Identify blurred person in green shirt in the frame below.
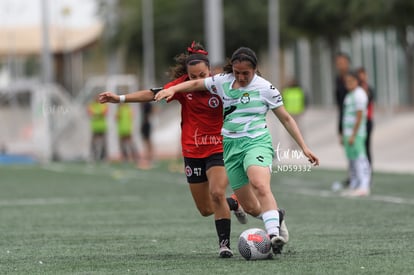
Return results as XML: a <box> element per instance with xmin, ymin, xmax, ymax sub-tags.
<box><xmin>87</xmin><ymin>95</ymin><xmax>108</xmax><ymax>161</ymax></box>
<box><xmin>281</xmin><ymin>79</ymin><xmax>307</xmax><ymax>148</ymax></box>
<box><xmin>117</xmin><ymin>103</ymin><xmax>138</xmax><ymax>163</ymax></box>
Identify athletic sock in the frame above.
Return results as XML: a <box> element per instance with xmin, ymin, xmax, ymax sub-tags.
<box><xmin>226</xmin><ymin>197</ymin><xmax>239</xmax><ymax>211</ymax></box>
<box><xmin>215</xmin><ymin>218</ymin><xmax>231</xmax><ymax>248</ymax></box>
<box><xmin>356</xmin><ymin>157</ymin><xmax>371</xmax><ymax>190</ymax></box>
<box><xmin>262</xmin><ymin>210</ymin><xmax>280</xmax><ymax>236</ymax></box>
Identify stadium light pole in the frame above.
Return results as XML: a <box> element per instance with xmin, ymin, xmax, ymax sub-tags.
<box><xmin>40</xmin><ymin>0</ymin><xmax>54</xmax><ymax>84</ymax></box>
<box><xmin>268</xmin><ymin>0</ymin><xmax>279</xmax><ymax>85</ymax></box>
<box><xmin>40</xmin><ymin>0</ymin><xmax>54</xmax><ymax>161</ymax></box>
<box><xmin>204</xmin><ymin>0</ymin><xmax>224</xmax><ymax>69</ymax></box>
<box><xmin>142</xmin><ymin>0</ymin><xmax>155</xmax><ymax>88</ymax></box>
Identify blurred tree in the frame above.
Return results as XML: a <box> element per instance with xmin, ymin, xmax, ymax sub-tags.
<box><xmin>222</xmin><ymin>0</ymin><xmax>268</xmax><ymax>55</ymax></box>
<box><xmin>100</xmin><ymin>0</ymin><xmax>204</xmax><ymax>84</ymax></box>
<box><xmin>281</xmin><ymin>0</ymin><xmax>414</xmax><ymax>103</ymax></box>
<box><xmin>98</xmin><ymin>0</ymin><xmax>414</xmax><ymax>101</ymax></box>
<box><xmin>281</xmin><ymin>0</ymin><xmax>385</xmax><ymax>51</ymax></box>
<box><xmin>383</xmin><ymin>0</ymin><xmax>414</xmax><ymax>102</ymax></box>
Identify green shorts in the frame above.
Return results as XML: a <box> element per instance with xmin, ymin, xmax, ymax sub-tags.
<box><xmin>223</xmin><ymin>134</ymin><xmax>274</xmax><ymax>190</ymax></box>
<box><xmin>343</xmin><ymin>135</ymin><xmax>366</xmax><ymax>160</ymax></box>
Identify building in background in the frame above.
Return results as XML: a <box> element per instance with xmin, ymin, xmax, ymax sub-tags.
<box><xmin>0</xmin><ymin>0</ymin><xmax>103</xmax><ymax>94</ymax></box>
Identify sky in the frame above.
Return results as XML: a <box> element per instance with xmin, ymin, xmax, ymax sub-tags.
<box><xmin>0</xmin><ymin>0</ymin><xmax>101</xmax><ymax>28</ymax></box>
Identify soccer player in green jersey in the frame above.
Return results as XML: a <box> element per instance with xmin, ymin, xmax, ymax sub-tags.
<box><xmin>341</xmin><ymin>71</ymin><xmax>371</xmax><ymax>197</ymax></box>
<box><xmin>155</xmin><ymin>47</ymin><xmax>319</xmax><ymax>255</ymax></box>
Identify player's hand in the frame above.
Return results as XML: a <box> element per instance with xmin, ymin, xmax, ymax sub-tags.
<box><xmin>303</xmin><ymin>148</ymin><xmax>319</xmax><ymax>166</ymax></box>
<box><xmin>348</xmin><ymin>135</ymin><xmax>355</xmax><ymax>145</ymax></box>
<box><xmin>154</xmin><ymin>88</ymin><xmax>175</xmax><ymax>102</ymax></box>
<box><xmin>98</xmin><ymin>92</ymin><xmax>119</xmax><ymax>103</ymax></box>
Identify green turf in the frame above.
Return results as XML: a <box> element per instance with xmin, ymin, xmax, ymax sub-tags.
<box><xmin>0</xmin><ymin>162</ymin><xmax>413</xmax><ymax>274</ymax></box>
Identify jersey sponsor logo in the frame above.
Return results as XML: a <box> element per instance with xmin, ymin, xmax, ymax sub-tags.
<box><xmin>272</xmin><ymin>94</ymin><xmax>283</xmax><ymax>103</ymax></box>
<box><xmin>208</xmin><ymin>96</ymin><xmax>220</xmax><ymax>108</ymax></box>
<box><xmin>256</xmin><ymin>155</ymin><xmax>264</xmax><ymax>162</ymax></box>
<box><xmin>240</xmin><ymin>93</ymin><xmax>250</xmax><ymax>104</ymax></box>
<box><xmin>186</xmin><ymin>93</ymin><xmax>193</xmax><ymax>100</ymax></box>
<box><xmin>211</xmin><ymin>85</ymin><xmax>218</xmax><ymax>93</ymax></box>
<box><xmin>194</xmin><ymin>128</ymin><xmax>223</xmax><ymax>147</ymax></box>
<box><xmin>185</xmin><ymin>165</ymin><xmax>192</xmax><ymax>177</ymax></box>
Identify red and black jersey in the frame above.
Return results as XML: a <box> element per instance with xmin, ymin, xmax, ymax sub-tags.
<box><xmin>164</xmin><ymin>75</ymin><xmax>223</xmax><ymax>158</ymax></box>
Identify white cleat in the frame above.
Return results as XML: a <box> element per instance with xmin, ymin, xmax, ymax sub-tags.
<box><xmin>231</xmin><ymin>194</ymin><xmax>248</xmax><ymax>224</ymax></box>
<box><xmin>234</xmin><ymin>206</ymin><xmax>248</xmax><ymax>224</ymax></box>
<box><xmin>278</xmin><ymin>209</ymin><xmax>289</xmax><ymax>243</ymax></box>
<box><xmin>219</xmin><ymin>246</ymin><xmax>234</xmax><ymax>258</ymax></box>
<box><xmin>270</xmin><ymin>235</ymin><xmax>287</xmax><ymax>255</ymax></box>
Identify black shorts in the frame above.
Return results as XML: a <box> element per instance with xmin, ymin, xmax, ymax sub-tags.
<box><xmin>183</xmin><ymin>153</ymin><xmax>224</xmax><ymax>184</ymax></box>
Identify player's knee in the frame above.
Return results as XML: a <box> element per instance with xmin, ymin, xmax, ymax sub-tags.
<box><xmin>242</xmin><ymin>204</ymin><xmax>261</xmax><ymax>217</ymax></box>
<box><xmin>209</xmin><ymin>188</ymin><xmax>226</xmax><ymax>204</ymax></box>
<box><xmin>250</xmin><ymin>181</ymin><xmax>269</xmax><ymax>197</ymax></box>
<box><xmin>197</xmin><ymin>206</ymin><xmax>214</xmax><ymax>217</ymax></box>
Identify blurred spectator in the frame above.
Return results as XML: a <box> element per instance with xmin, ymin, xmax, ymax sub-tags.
<box><xmin>334</xmin><ymin>52</ymin><xmax>351</xmax><ymax>188</ymax></box>
<box><xmin>281</xmin><ymin>79</ymin><xmax>306</xmax><ymax>122</ymax></box>
<box><xmin>281</xmin><ymin>78</ymin><xmax>307</xmax><ymax>149</ymax></box>
<box><xmin>139</xmin><ymin>102</ymin><xmax>154</xmax><ymax>169</ymax></box>
<box><xmin>334</xmin><ymin>52</ymin><xmax>351</xmax><ymax>137</ymax></box>
<box><xmin>341</xmin><ymin>71</ymin><xmax>371</xmax><ymax>197</ymax></box>
<box><xmin>356</xmin><ymin>67</ymin><xmax>375</xmax><ymax>166</ymax></box>
<box><xmin>117</xmin><ymin>103</ymin><xmax>138</xmax><ymax>163</ymax></box>
<box><xmin>87</xmin><ymin>95</ymin><xmax>108</xmax><ymax>161</ymax></box>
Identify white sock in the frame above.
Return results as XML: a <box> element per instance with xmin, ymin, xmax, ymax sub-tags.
<box><xmin>349</xmin><ymin>160</ymin><xmax>359</xmax><ymax>189</ymax></box>
<box><xmin>355</xmin><ymin>157</ymin><xmax>371</xmax><ymax>190</ymax></box>
<box><xmin>262</xmin><ymin>210</ymin><xmax>280</xmax><ymax>236</ymax></box>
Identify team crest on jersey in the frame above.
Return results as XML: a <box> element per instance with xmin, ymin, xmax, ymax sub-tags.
<box><xmin>240</xmin><ymin>93</ymin><xmax>250</xmax><ymax>104</ymax></box>
<box><xmin>185</xmin><ymin>165</ymin><xmax>192</xmax><ymax>177</ymax></box>
<box><xmin>208</xmin><ymin>96</ymin><xmax>220</xmax><ymax>108</ymax></box>
<box><xmin>186</xmin><ymin>93</ymin><xmax>193</xmax><ymax>100</ymax></box>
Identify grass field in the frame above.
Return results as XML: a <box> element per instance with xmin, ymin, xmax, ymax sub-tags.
<box><xmin>1</xmin><ymin>162</ymin><xmax>413</xmax><ymax>274</ymax></box>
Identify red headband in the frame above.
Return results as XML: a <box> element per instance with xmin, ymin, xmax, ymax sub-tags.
<box><xmin>187</xmin><ymin>41</ymin><xmax>208</xmax><ymax>56</ymax></box>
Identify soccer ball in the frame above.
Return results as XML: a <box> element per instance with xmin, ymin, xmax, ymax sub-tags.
<box><xmin>238</xmin><ymin>228</ymin><xmax>272</xmax><ymax>260</ymax></box>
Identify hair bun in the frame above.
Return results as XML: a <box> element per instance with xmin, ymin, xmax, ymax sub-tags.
<box><xmin>187</xmin><ymin>41</ymin><xmax>208</xmax><ymax>56</ymax></box>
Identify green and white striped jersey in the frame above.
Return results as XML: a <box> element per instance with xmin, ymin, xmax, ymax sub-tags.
<box><xmin>342</xmin><ymin>87</ymin><xmax>368</xmax><ymax>137</ymax></box>
<box><xmin>204</xmin><ymin>73</ymin><xmax>283</xmax><ymax>138</ymax></box>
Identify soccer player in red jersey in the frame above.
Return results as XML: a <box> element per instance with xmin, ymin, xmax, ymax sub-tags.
<box><xmin>98</xmin><ymin>42</ymin><xmax>247</xmax><ymax>258</ymax></box>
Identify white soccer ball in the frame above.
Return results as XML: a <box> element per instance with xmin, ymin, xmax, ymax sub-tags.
<box><xmin>238</xmin><ymin>228</ymin><xmax>272</xmax><ymax>260</ymax></box>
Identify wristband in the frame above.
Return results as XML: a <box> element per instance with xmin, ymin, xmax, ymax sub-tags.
<box><xmin>119</xmin><ymin>95</ymin><xmax>126</xmax><ymax>103</ymax></box>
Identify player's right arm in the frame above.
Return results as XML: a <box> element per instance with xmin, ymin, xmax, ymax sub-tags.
<box><xmin>99</xmin><ymin>90</ymin><xmax>155</xmax><ymax>104</ymax></box>
<box><xmin>154</xmin><ymin>79</ymin><xmax>205</xmax><ymax>102</ymax></box>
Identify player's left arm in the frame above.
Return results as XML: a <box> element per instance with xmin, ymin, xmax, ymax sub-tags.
<box><xmin>272</xmin><ymin>106</ymin><xmax>319</xmax><ymax>166</ymax></box>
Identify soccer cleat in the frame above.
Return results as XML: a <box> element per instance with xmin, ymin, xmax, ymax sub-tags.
<box><xmin>219</xmin><ymin>246</ymin><xmax>234</xmax><ymax>258</ymax></box>
<box><xmin>278</xmin><ymin>209</ymin><xmax>289</xmax><ymax>243</ymax></box>
<box><xmin>270</xmin><ymin>235</ymin><xmax>287</xmax><ymax>255</ymax></box>
<box><xmin>231</xmin><ymin>194</ymin><xmax>248</xmax><ymax>224</ymax></box>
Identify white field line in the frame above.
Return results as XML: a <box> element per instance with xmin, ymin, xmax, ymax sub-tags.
<box><xmin>0</xmin><ymin>196</ymin><xmax>140</xmax><ymax>207</ymax></box>
<box><xmin>289</xmin><ymin>188</ymin><xmax>414</xmax><ymax>205</ymax></box>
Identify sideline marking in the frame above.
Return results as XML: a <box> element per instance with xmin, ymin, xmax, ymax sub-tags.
<box><xmin>0</xmin><ymin>196</ymin><xmax>140</xmax><ymax>207</ymax></box>
<box><xmin>289</xmin><ymin>188</ymin><xmax>414</xmax><ymax>205</ymax></box>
